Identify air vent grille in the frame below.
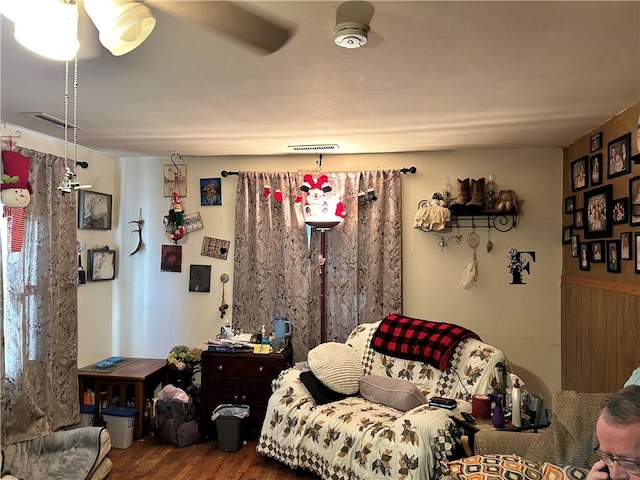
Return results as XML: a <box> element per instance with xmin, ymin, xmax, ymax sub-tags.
<box><xmin>288</xmin><ymin>144</ymin><xmax>339</xmax><ymax>151</ymax></box>
<box><xmin>20</xmin><ymin>112</ymin><xmax>82</xmax><ymax>130</ymax></box>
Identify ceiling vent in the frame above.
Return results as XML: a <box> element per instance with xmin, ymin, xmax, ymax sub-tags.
<box><xmin>288</xmin><ymin>144</ymin><xmax>339</xmax><ymax>152</ymax></box>
<box><xmin>334</xmin><ymin>22</ymin><xmax>369</xmax><ymax>49</ymax></box>
<box><xmin>20</xmin><ymin>112</ymin><xmax>83</xmax><ymax>130</ymax></box>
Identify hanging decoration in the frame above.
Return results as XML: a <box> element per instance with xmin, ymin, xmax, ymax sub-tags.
<box><xmin>128</xmin><ymin>208</ymin><xmax>144</xmax><ymax>255</ymax></box>
<box><xmin>460</xmin><ymin>231</ymin><xmax>479</xmax><ymax>289</ymax></box>
<box><xmin>164</xmin><ymin>192</ymin><xmax>186</xmax><ymax>242</ymax></box>
<box><xmin>296</xmin><ymin>173</ymin><xmax>346</xmax><ymax>230</ymax></box>
<box><xmin>0</xmin><ymin>150</ymin><xmax>32</xmax><ymax>252</ymax></box>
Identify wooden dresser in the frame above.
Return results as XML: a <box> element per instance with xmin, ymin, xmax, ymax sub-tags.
<box><xmin>200</xmin><ymin>345</ymin><xmax>293</xmax><ymax>438</ymax></box>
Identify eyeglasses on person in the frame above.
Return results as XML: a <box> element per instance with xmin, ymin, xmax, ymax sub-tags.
<box><xmin>594</xmin><ymin>448</ymin><xmax>640</xmax><ymax>474</ymax></box>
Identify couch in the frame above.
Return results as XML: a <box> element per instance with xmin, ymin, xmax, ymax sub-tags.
<box><xmin>1</xmin><ymin>426</ymin><xmax>112</xmax><ymax>480</ymax></box>
<box><xmin>257</xmin><ymin>316</ymin><xmax>509</xmax><ymax>480</ymax></box>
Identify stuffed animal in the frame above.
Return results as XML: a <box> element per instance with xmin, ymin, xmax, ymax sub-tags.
<box><xmin>165</xmin><ymin>192</ymin><xmax>185</xmax><ymax>241</ymax></box>
<box><xmin>297</xmin><ymin>174</ymin><xmax>345</xmax><ymax>226</ymax></box>
<box><xmin>1</xmin><ymin>150</ymin><xmax>32</xmax><ymax>252</ymax></box>
<box><xmin>495</xmin><ymin>189</ymin><xmax>519</xmax><ymax>213</ymax></box>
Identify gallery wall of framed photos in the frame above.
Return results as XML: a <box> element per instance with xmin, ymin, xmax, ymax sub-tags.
<box><xmin>562</xmin><ymin>102</ymin><xmax>640</xmax><ymax>282</ymax></box>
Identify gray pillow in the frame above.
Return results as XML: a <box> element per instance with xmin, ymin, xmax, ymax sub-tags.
<box><xmin>359</xmin><ymin>375</ymin><xmax>427</xmax><ymax>411</ymax></box>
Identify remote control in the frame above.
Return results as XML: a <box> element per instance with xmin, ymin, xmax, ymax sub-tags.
<box><xmin>461</xmin><ymin>411</ymin><xmax>475</xmax><ymax>423</ymax></box>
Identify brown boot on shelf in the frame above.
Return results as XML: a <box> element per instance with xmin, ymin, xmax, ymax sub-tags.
<box><xmin>448</xmin><ymin>178</ymin><xmax>470</xmax><ymax>212</ymax></box>
<box><xmin>466</xmin><ymin>177</ymin><xmax>485</xmax><ymax>211</ymax></box>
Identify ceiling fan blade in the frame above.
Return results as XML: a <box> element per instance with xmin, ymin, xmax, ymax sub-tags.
<box><xmin>147</xmin><ymin>1</ymin><xmax>292</xmax><ymax>54</ymax></box>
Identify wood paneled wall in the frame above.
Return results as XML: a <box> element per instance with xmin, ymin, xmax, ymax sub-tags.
<box><xmin>562</xmin><ymin>102</ymin><xmax>640</xmax><ymax>392</ymax></box>
<box><xmin>561</xmin><ymin>279</ymin><xmax>640</xmax><ymax>392</ymax></box>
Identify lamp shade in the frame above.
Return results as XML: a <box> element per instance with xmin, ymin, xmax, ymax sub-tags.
<box><xmin>82</xmin><ymin>0</ymin><xmax>156</xmax><ymax>56</ymax></box>
<box><xmin>13</xmin><ymin>0</ymin><xmax>79</xmax><ymax>61</ymax></box>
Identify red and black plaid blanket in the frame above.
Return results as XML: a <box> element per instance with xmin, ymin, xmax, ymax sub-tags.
<box><xmin>370</xmin><ymin>314</ymin><xmax>481</xmax><ymax>370</ymax></box>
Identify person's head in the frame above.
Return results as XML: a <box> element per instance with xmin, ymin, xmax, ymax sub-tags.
<box><xmin>595</xmin><ymin>385</ymin><xmax>640</xmax><ymax>480</ymax></box>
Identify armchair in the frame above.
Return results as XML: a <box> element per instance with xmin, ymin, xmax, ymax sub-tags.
<box><xmin>474</xmin><ymin>390</ymin><xmax>611</xmax><ymax>469</ymax></box>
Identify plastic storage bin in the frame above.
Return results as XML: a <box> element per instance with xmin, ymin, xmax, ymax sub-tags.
<box><xmin>79</xmin><ymin>405</ymin><xmax>96</xmax><ymax>427</ymax></box>
<box><xmin>211</xmin><ymin>404</ymin><xmax>250</xmax><ymax>452</ymax></box>
<box><xmin>103</xmin><ymin>406</ymin><xmax>137</xmax><ymax>449</ymax></box>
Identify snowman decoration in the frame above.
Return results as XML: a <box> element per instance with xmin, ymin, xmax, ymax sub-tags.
<box><xmin>1</xmin><ymin>150</ymin><xmax>32</xmax><ymax>253</ymax></box>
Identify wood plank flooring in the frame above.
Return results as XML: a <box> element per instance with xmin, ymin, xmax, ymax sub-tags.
<box><xmin>107</xmin><ymin>434</ymin><xmax>319</xmax><ymax>480</ymax></box>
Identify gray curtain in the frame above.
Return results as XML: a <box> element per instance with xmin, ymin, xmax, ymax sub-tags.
<box><xmin>232</xmin><ymin>170</ymin><xmax>402</xmax><ymax>362</ymax></box>
<box><xmin>1</xmin><ymin>148</ymin><xmax>79</xmax><ymax>446</ymax></box>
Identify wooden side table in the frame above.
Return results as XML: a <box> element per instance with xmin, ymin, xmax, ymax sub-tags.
<box><xmin>199</xmin><ymin>345</ymin><xmax>293</xmax><ymax>439</ymax></box>
<box><xmin>78</xmin><ymin>358</ymin><xmax>167</xmax><ymax>440</ymax></box>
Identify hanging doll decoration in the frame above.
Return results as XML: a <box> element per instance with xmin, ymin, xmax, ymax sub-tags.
<box><xmin>1</xmin><ymin>150</ymin><xmax>32</xmax><ymax>253</ymax></box>
<box><xmin>296</xmin><ymin>174</ymin><xmax>345</xmax><ymax>228</ymax></box>
<box><xmin>164</xmin><ymin>192</ymin><xmax>186</xmax><ymax>242</ymax></box>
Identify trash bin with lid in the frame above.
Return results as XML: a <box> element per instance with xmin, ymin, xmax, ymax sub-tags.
<box><xmin>211</xmin><ymin>404</ymin><xmax>250</xmax><ymax>452</ymax></box>
<box><xmin>103</xmin><ymin>406</ymin><xmax>137</xmax><ymax>449</ymax></box>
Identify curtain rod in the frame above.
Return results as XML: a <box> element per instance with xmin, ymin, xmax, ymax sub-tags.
<box><xmin>221</xmin><ymin>166</ymin><xmax>417</xmax><ymax>177</ymax></box>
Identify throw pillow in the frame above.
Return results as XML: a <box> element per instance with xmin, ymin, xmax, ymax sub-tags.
<box><xmin>448</xmin><ymin>454</ymin><xmax>543</xmax><ymax>480</ymax></box>
<box><xmin>541</xmin><ymin>463</ymin><xmax>589</xmax><ymax>480</ymax></box>
<box><xmin>299</xmin><ymin>370</ymin><xmax>348</xmax><ymax>405</ymax></box>
<box><xmin>307</xmin><ymin>342</ymin><xmax>363</xmax><ymax>395</ymax></box>
<box><xmin>359</xmin><ymin>375</ymin><xmax>427</xmax><ymax>411</ymax></box>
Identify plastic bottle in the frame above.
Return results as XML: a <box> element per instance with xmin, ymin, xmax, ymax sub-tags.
<box><xmin>512</xmin><ymin>379</ymin><xmax>521</xmax><ymax>427</ymax></box>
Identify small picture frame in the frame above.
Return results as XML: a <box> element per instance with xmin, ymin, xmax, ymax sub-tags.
<box><xmin>573</xmin><ymin>209</ymin><xmax>584</xmax><ymax>229</ymax></box>
<box><xmin>590</xmin><ymin>240</ymin><xmax>605</xmax><ymax>263</ymax></box>
<box><xmin>571</xmin><ymin>156</ymin><xmax>589</xmax><ymax>191</ymax></box>
<box><xmin>589</xmin><ymin>153</ymin><xmax>603</xmax><ymax>186</ymax></box>
<box><xmin>635</xmin><ymin>232</ymin><xmax>640</xmax><ymax>274</ymax></box>
<box><xmin>189</xmin><ymin>265</ymin><xmax>211</xmax><ymax>292</ymax></box>
<box><xmin>607</xmin><ymin>240</ymin><xmax>621</xmax><ymax>273</ymax></box>
<box><xmin>562</xmin><ymin>226</ymin><xmax>572</xmax><ymax>245</ymax></box>
<box><xmin>570</xmin><ymin>235</ymin><xmax>579</xmax><ymax>257</ymax></box>
<box><xmin>584</xmin><ymin>185</ymin><xmax>613</xmax><ymax>239</ymax></box>
<box><xmin>200</xmin><ymin>177</ymin><xmax>222</xmax><ymax>206</ymax></box>
<box><xmin>578</xmin><ymin>243</ymin><xmax>590</xmax><ymax>271</ymax></box>
<box><xmin>78</xmin><ymin>190</ymin><xmax>112</xmax><ymax>230</ymax></box>
<box><xmin>161</xmin><ymin>244</ymin><xmax>182</xmax><ymax>273</ymax></box>
<box><xmin>611</xmin><ymin>197</ymin><xmax>628</xmax><ymax>225</ymax></box>
<box><xmin>607</xmin><ymin>132</ymin><xmax>632</xmax><ymax>179</ymax></box>
<box><xmin>630</xmin><ymin>175</ymin><xmax>640</xmax><ymax>226</ymax></box>
<box><xmin>184</xmin><ymin>212</ymin><xmax>204</xmax><ymax>233</ymax></box>
<box><xmin>620</xmin><ymin>232</ymin><xmax>632</xmax><ymax>261</ymax></box>
<box><xmin>565</xmin><ymin>195</ymin><xmax>576</xmax><ymax>214</ymax></box>
<box><xmin>87</xmin><ymin>248</ymin><xmax>116</xmax><ymax>281</ymax></box>
<box><xmin>590</xmin><ymin>131</ymin><xmax>603</xmax><ymax>152</ymax></box>
<box><xmin>164</xmin><ymin>164</ymin><xmax>187</xmax><ymax>197</ymax></box>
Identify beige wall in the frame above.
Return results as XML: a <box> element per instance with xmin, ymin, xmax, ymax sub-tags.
<box><xmin>5</xmin><ymin>123</ymin><xmax>564</xmax><ymax>402</ymax></box>
<box><xmin>116</xmin><ymin>149</ymin><xmax>562</xmax><ymax>402</ymax></box>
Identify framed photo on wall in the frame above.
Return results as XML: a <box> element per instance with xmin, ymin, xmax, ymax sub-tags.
<box><xmin>565</xmin><ymin>195</ymin><xmax>576</xmax><ymax>214</ymax></box>
<box><xmin>78</xmin><ymin>190</ymin><xmax>112</xmax><ymax>230</ymax></box>
<box><xmin>570</xmin><ymin>235</ymin><xmax>579</xmax><ymax>257</ymax></box>
<box><xmin>620</xmin><ymin>232</ymin><xmax>632</xmax><ymax>261</ymax></box>
<box><xmin>200</xmin><ymin>177</ymin><xmax>222</xmax><ymax>206</ymax></box>
<box><xmin>590</xmin><ymin>240</ymin><xmax>604</xmax><ymax>263</ymax></box>
<box><xmin>606</xmin><ymin>240</ymin><xmax>621</xmax><ymax>273</ymax></box>
<box><xmin>590</xmin><ymin>131</ymin><xmax>603</xmax><ymax>152</ymax></box>
<box><xmin>607</xmin><ymin>132</ymin><xmax>631</xmax><ymax>179</ymax></box>
<box><xmin>589</xmin><ymin>153</ymin><xmax>603</xmax><ymax>186</ymax></box>
<box><xmin>578</xmin><ymin>243</ymin><xmax>590</xmax><ymax>271</ymax></box>
<box><xmin>562</xmin><ymin>226</ymin><xmax>572</xmax><ymax>245</ymax></box>
<box><xmin>573</xmin><ymin>209</ymin><xmax>584</xmax><ymax>229</ymax></box>
<box><xmin>635</xmin><ymin>232</ymin><xmax>640</xmax><ymax>274</ymax></box>
<box><xmin>612</xmin><ymin>197</ymin><xmax>629</xmax><ymax>225</ymax></box>
<box><xmin>584</xmin><ymin>184</ymin><xmax>613</xmax><ymax>239</ymax></box>
<box><xmin>87</xmin><ymin>248</ymin><xmax>116</xmax><ymax>281</ymax></box>
<box><xmin>630</xmin><ymin>175</ymin><xmax>640</xmax><ymax>226</ymax></box>
<box><xmin>571</xmin><ymin>156</ymin><xmax>588</xmax><ymax>191</ymax></box>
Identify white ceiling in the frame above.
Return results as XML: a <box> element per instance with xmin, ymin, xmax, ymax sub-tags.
<box><xmin>1</xmin><ymin>1</ymin><xmax>639</xmax><ymax>159</ymax></box>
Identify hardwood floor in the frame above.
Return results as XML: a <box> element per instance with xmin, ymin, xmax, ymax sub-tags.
<box><xmin>107</xmin><ymin>434</ymin><xmax>318</xmax><ymax>479</ymax></box>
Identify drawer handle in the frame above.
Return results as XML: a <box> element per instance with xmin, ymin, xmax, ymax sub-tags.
<box><xmin>234</xmin><ymin>395</ymin><xmax>239</xmax><ymax>402</ymax></box>
<box><xmin>241</xmin><ymin>395</ymin><xmax>246</xmax><ymax>401</ymax></box>
<box><xmin>258</xmin><ymin>366</ymin><xmax>264</xmax><ymax>372</ymax></box>
<box><xmin>217</xmin><ymin>365</ymin><xmax>223</xmax><ymax>371</ymax></box>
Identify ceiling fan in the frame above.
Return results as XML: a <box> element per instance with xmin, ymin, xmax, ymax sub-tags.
<box><xmin>86</xmin><ymin>0</ymin><xmax>293</xmax><ymax>56</ymax></box>
<box><xmin>1</xmin><ymin>0</ymin><xmax>293</xmax><ymax>61</ymax></box>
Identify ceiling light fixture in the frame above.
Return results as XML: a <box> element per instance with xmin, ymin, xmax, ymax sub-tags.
<box><xmin>333</xmin><ymin>21</ymin><xmax>369</xmax><ymax>49</ymax></box>
<box><xmin>9</xmin><ymin>0</ymin><xmax>79</xmax><ymax>61</ymax></box>
<box><xmin>82</xmin><ymin>0</ymin><xmax>156</xmax><ymax>56</ymax></box>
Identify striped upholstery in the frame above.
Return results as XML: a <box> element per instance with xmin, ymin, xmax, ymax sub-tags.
<box><xmin>307</xmin><ymin>342</ymin><xmax>363</xmax><ymax>395</ymax></box>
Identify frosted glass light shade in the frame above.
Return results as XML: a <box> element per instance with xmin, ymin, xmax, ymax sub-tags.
<box><xmin>83</xmin><ymin>0</ymin><xmax>156</xmax><ymax>56</ymax></box>
<box><xmin>13</xmin><ymin>0</ymin><xmax>79</xmax><ymax>61</ymax></box>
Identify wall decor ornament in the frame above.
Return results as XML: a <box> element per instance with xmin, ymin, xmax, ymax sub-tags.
<box><xmin>163</xmin><ymin>160</ymin><xmax>187</xmax><ymax>197</ymax></box>
<box><xmin>590</xmin><ymin>131</ymin><xmax>603</xmax><ymax>152</ymax></box>
<box><xmin>630</xmin><ymin>175</ymin><xmax>640</xmax><ymax>226</ymax></box>
<box><xmin>590</xmin><ymin>240</ymin><xmax>604</xmax><ymax>263</ymax></box>
<box><xmin>606</xmin><ymin>240</ymin><xmax>621</xmax><ymax>273</ymax></box>
<box><xmin>201</xmin><ymin>236</ymin><xmax>230</xmax><ymax>260</ymax></box>
<box><xmin>590</xmin><ymin>153</ymin><xmax>603</xmax><ymax>186</ymax></box>
<box><xmin>584</xmin><ymin>184</ymin><xmax>613</xmax><ymax>239</ymax></box>
<box><xmin>507</xmin><ymin>248</ymin><xmax>535</xmax><ymax>284</ymax></box>
<box><xmin>571</xmin><ymin>156</ymin><xmax>588</xmax><ymax>191</ymax></box>
<box><xmin>620</xmin><ymin>232</ymin><xmax>632</xmax><ymax>261</ymax></box>
<box><xmin>0</xmin><ymin>149</ymin><xmax>32</xmax><ymax>252</ymax></box>
<box><xmin>607</xmin><ymin>132</ymin><xmax>631</xmax><ymax>179</ymax></box>
<box><xmin>200</xmin><ymin>177</ymin><xmax>221</xmax><ymax>205</ymax></box>
<box><xmin>78</xmin><ymin>190</ymin><xmax>112</xmax><ymax>230</ymax></box>
<box><xmin>564</xmin><ymin>195</ymin><xmax>575</xmax><ymax>214</ymax></box>
<box><xmin>578</xmin><ymin>243</ymin><xmax>590</xmax><ymax>271</ymax></box>
<box><xmin>612</xmin><ymin>197</ymin><xmax>628</xmax><ymax>225</ymax></box>
<box><xmin>87</xmin><ymin>248</ymin><xmax>116</xmax><ymax>281</ymax></box>
<box><xmin>161</xmin><ymin>244</ymin><xmax>182</xmax><ymax>272</ymax></box>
